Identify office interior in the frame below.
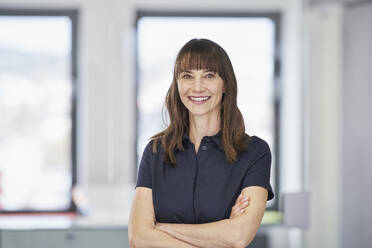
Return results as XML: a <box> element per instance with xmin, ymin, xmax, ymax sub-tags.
<box><xmin>0</xmin><ymin>0</ymin><xmax>371</xmax><ymax>247</ymax></box>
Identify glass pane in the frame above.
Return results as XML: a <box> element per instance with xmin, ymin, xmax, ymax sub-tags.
<box><xmin>137</xmin><ymin>17</ymin><xmax>276</xmax><ymax>206</ymax></box>
<box><xmin>0</xmin><ymin>16</ymin><xmax>72</xmax><ymax>211</ymax></box>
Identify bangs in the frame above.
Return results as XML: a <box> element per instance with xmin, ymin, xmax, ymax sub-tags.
<box><xmin>174</xmin><ymin>44</ymin><xmax>223</xmax><ymax>78</ymax></box>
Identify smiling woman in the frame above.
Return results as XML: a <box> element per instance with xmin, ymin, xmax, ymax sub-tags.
<box><xmin>129</xmin><ymin>39</ymin><xmax>274</xmax><ymax>248</ymax></box>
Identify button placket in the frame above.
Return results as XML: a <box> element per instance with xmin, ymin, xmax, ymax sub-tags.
<box><xmin>191</xmin><ymin>142</ymin><xmax>199</xmax><ymax>223</ymax></box>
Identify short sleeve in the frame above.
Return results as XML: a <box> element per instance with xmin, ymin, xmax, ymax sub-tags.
<box><xmin>135</xmin><ymin>142</ymin><xmax>153</xmax><ymax>189</ymax></box>
<box><xmin>242</xmin><ymin>139</ymin><xmax>274</xmax><ymax>201</ymax></box>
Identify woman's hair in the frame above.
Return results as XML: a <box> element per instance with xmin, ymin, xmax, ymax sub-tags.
<box><xmin>151</xmin><ymin>38</ymin><xmax>249</xmax><ymax>166</ymax></box>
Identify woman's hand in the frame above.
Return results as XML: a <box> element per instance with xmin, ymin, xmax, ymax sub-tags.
<box><xmin>229</xmin><ymin>194</ymin><xmax>251</xmax><ymax>219</ymax></box>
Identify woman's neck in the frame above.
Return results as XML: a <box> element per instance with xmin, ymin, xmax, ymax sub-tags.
<box><xmin>188</xmin><ymin>113</ymin><xmax>221</xmax><ymax>149</ymax></box>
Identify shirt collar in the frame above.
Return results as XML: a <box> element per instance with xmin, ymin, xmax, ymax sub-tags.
<box><xmin>182</xmin><ymin>130</ymin><xmax>223</xmax><ymax>151</ymax></box>
<box><xmin>209</xmin><ymin>130</ymin><xmax>223</xmax><ymax>151</ymax></box>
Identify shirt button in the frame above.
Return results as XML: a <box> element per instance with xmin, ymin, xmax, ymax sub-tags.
<box><xmin>201</xmin><ymin>145</ymin><xmax>208</xmax><ymax>151</ymax></box>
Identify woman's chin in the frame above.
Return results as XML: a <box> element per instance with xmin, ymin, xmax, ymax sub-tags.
<box><xmin>188</xmin><ymin>109</ymin><xmax>213</xmax><ymax>117</ymax></box>
<box><xmin>187</xmin><ymin>106</ymin><xmax>221</xmax><ymax>118</ymax></box>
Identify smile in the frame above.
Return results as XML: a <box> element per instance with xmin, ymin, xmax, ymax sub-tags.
<box><xmin>188</xmin><ymin>96</ymin><xmax>211</xmax><ymax>104</ymax></box>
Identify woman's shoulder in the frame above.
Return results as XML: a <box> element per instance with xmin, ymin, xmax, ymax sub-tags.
<box><xmin>244</xmin><ymin>134</ymin><xmax>271</xmax><ymax>156</ymax></box>
<box><xmin>234</xmin><ymin>135</ymin><xmax>272</xmax><ymax>166</ymax></box>
<box><xmin>143</xmin><ymin>137</ymin><xmax>163</xmax><ymax>155</ymax></box>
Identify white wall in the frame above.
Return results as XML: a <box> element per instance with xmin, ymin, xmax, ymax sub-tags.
<box><xmin>303</xmin><ymin>1</ymin><xmax>372</xmax><ymax>248</ymax></box>
<box><xmin>303</xmin><ymin>3</ymin><xmax>343</xmax><ymax>248</ymax></box>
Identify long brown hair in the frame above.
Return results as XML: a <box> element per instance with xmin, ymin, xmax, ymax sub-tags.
<box><xmin>151</xmin><ymin>38</ymin><xmax>249</xmax><ymax>166</ymax></box>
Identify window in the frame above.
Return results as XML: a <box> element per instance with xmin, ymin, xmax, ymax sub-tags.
<box><xmin>0</xmin><ymin>9</ymin><xmax>78</xmax><ymax>213</ymax></box>
<box><xmin>136</xmin><ymin>12</ymin><xmax>280</xmax><ymax>210</ymax></box>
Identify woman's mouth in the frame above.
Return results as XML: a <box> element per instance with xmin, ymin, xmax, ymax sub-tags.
<box><xmin>188</xmin><ymin>96</ymin><xmax>211</xmax><ymax>104</ymax></box>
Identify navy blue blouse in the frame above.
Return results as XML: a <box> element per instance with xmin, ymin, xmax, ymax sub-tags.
<box><xmin>135</xmin><ymin>131</ymin><xmax>274</xmax><ymax>224</ymax></box>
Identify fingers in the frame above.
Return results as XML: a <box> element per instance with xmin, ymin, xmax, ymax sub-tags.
<box><xmin>235</xmin><ymin>194</ymin><xmax>250</xmax><ymax>205</ymax></box>
<box><xmin>230</xmin><ymin>201</ymin><xmax>249</xmax><ymax>218</ymax></box>
<box><xmin>230</xmin><ymin>196</ymin><xmax>251</xmax><ymax>219</ymax></box>
<box><xmin>235</xmin><ymin>194</ymin><xmax>243</xmax><ymax>204</ymax></box>
<box><xmin>235</xmin><ymin>194</ymin><xmax>251</xmax><ymax>204</ymax></box>
<box><xmin>238</xmin><ymin>198</ymin><xmax>250</xmax><ymax>211</ymax></box>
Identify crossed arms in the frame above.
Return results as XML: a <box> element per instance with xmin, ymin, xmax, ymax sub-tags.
<box><xmin>128</xmin><ymin>186</ymin><xmax>268</xmax><ymax>248</ymax></box>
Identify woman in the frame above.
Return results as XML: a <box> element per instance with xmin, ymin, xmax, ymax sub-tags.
<box><xmin>129</xmin><ymin>38</ymin><xmax>274</xmax><ymax>248</ymax></box>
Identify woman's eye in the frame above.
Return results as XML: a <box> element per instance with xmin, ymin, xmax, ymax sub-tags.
<box><xmin>205</xmin><ymin>73</ymin><xmax>215</xmax><ymax>79</ymax></box>
<box><xmin>181</xmin><ymin>74</ymin><xmax>192</xmax><ymax>79</ymax></box>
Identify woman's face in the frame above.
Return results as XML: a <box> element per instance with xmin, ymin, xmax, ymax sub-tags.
<box><xmin>177</xmin><ymin>69</ymin><xmax>225</xmax><ymax>117</ymax></box>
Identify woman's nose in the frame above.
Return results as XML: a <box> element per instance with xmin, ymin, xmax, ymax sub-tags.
<box><xmin>193</xmin><ymin>77</ymin><xmax>204</xmax><ymax>91</ymax></box>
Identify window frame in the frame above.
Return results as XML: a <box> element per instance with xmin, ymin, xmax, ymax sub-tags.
<box><xmin>134</xmin><ymin>10</ymin><xmax>281</xmax><ymax>211</ymax></box>
<box><xmin>0</xmin><ymin>8</ymin><xmax>79</xmax><ymax>215</ymax></box>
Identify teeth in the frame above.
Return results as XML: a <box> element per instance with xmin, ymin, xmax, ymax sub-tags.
<box><xmin>190</xmin><ymin>96</ymin><xmax>209</xmax><ymax>102</ymax></box>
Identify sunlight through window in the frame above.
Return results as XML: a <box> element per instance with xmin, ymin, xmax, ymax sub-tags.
<box><xmin>0</xmin><ymin>16</ymin><xmax>73</xmax><ymax>211</ymax></box>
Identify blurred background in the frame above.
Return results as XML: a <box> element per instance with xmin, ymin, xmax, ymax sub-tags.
<box><xmin>0</xmin><ymin>0</ymin><xmax>371</xmax><ymax>247</ymax></box>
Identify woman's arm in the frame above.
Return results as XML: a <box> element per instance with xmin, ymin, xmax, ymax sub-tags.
<box><xmin>155</xmin><ymin>186</ymin><xmax>268</xmax><ymax>248</ymax></box>
<box><xmin>128</xmin><ymin>187</ymin><xmax>200</xmax><ymax>248</ymax></box>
